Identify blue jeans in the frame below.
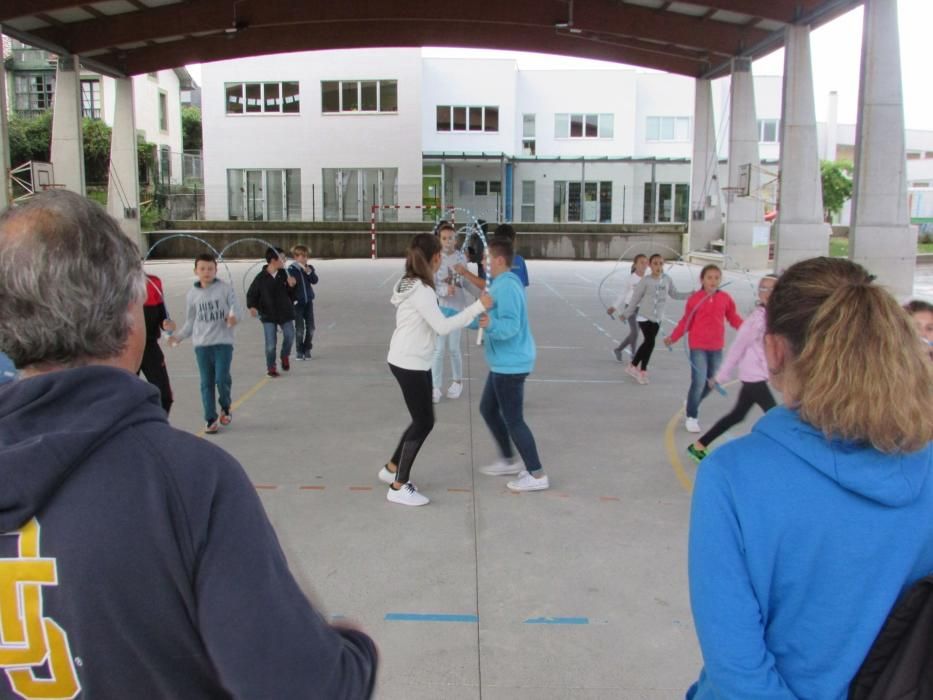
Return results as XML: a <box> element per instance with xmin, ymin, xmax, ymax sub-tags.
<box><xmin>294</xmin><ymin>302</ymin><xmax>315</xmax><ymax>355</ymax></box>
<box><xmin>686</xmin><ymin>349</ymin><xmax>723</xmax><ymax>419</ymax></box>
<box><xmin>479</xmin><ymin>372</ymin><xmax>543</xmax><ymax>474</ymax></box>
<box><xmin>194</xmin><ymin>344</ymin><xmax>233</xmax><ymax>423</ymax></box>
<box><xmin>262</xmin><ymin>321</ymin><xmax>295</xmax><ymax>368</ymax></box>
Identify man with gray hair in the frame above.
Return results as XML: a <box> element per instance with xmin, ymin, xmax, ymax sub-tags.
<box><xmin>0</xmin><ymin>191</ymin><xmax>377</xmax><ymax>699</ymax></box>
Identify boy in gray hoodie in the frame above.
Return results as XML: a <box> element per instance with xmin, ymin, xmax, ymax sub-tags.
<box><xmin>169</xmin><ymin>254</ymin><xmax>241</xmax><ymax>433</ymax></box>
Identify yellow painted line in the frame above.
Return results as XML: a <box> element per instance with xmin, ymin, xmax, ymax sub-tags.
<box><xmin>196</xmin><ymin>376</ymin><xmax>270</xmax><ymax>437</ymax></box>
<box><xmin>665</xmin><ymin>379</ymin><xmax>741</xmax><ymax>494</ymax></box>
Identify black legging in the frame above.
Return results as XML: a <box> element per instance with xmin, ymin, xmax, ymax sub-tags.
<box><xmin>388</xmin><ymin>363</ymin><xmax>435</xmax><ymax>484</ymax></box>
<box><xmin>699</xmin><ymin>380</ymin><xmax>776</xmax><ymax>447</ymax></box>
<box><xmin>139</xmin><ymin>341</ymin><xmax>173</xmax><ymax>414</ymax></box>
<box><xmin>631</xmin><ymin>321</ymin><xmax>660</xmax><ymax>370</ymax></box>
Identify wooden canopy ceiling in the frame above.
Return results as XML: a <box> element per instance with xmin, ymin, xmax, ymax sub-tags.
<box><xmin>1</xmin><ymin>0</ymin><xmax>863</xmax><ymax>80</ymax></box>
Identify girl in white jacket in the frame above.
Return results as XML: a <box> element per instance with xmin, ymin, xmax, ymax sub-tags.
<box><xmin>380</xmin><ymin>233</ymin><xmax>492</xmax><ymax>506</ymax></box>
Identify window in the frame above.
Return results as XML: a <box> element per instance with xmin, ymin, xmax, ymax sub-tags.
<box><xmin>758</xmin><ymin>119</ymin><xmax>780</xmax><ymax>143</ymax></box>
<box><xmin>472</xmin><ymin>180</ymin><xmax>501</xmax><ymax>197</ymax></box>
<box><xmin>554</xmin><ymin>113</ymin><xmax>614</xmax><ymax>139</ymax></box>
<box><xmin>646</xmin><ymin>116</ymin><xmax>691</xmax><ymax>142</ymax></box>
<box><xmin>226</xmin><ymin>81</ymin><xmax>301</xmax><ymax>114</ymax></box>
<box><xmin>522</xmin><ymin>114</ymin><xmax>536</xmax><ymax>156</ymax></box>
<box><xmin>906</xmin><ymin>151</ymin><xmax>922</xmax><ymax>161</ymax></box>
<box><xmin>13</xmin><ymin>72</ymin><xmax>55</xmax><ymax>117</ymax></box>
<box><xmin>158</xmin><ymin>91</ymin><xmax>168</xmax><ymax>131</ymax></box>
<box><xmin>643</xmin><ymin>183</ymin><xmax>690</xmax><ymax>222</ymax></box>
<box><xmin>321</xmin><ymin>80</ymin><xmax>397</xmax><ymax>113</ymax></box>
<box><xmin>227</xmin><ymin>168</ymin><xmax>302</xmax><ymax>221</ymax></box>
<box><xmin>553</xmin><ymin>181</ymin><xmax>613</xmax><ymax>222</ymax></box>
<box><xmin>521</xmin><ymin>181</ymin><xmax>535</xmax><ymax>222</ymax></box>
<box><xmin>436</xmin><ymin>105</ymin><xmax>499</xmax><ymax>132</ymax></box>
<box><xmin>322</xmin><ymin>168</ymin><xmax>398</xmax><ymax>221</ymax></box>
<box><xmin>80</xmin><ymin>79</ymin><xmax>101</xmax><ymax>119</ymax></box>
<box><xmin>159</xmin><ymin>145</ymin><xmax>171</xmax><ymax>184</ymax></box>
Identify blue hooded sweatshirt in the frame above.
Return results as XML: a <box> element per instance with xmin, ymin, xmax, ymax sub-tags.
<box><xmin>687</xmin><ymin>406</ymin><xmax>933</xmax><ymax>700</ymax></box>
<box><xmin>472</xmin><ymin>270</ymin><xmax>535</xmax><ymax>374</ymax></box>
<box><xmin>0</xmin><ymin>366</ymin><xmax>377</xmax><ymax>699</ymax></box>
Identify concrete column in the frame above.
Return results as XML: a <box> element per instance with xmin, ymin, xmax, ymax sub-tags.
<box><xmin>0</xmin><ymin>28</ymin><xmax>11</xmax><ymax>211</ymax></box>
<box><xmin>774</xmin><ymin>25</ymin><xmax>831</xmax><ymax>271</ymax></box>
<box><xmin>107</xmin><ymin>78</ymin><xmax>142</xmax><ymax>249</ymax></box>
<box><xmin>50</xmin><ymin>55</ymin><xmax>86</xmax><ymax>195</ymax></box>
<box><xmin>849</xmin><ymin>0</ymin><xmax>914</xmax><ymax>296</ymax></box>
<box><xmin>823</xmin><ymin>91</ymin><xmax>838</xmax><ymax>161</ymax></box>
<box><xmin>688</xmin><ymin>78</ymin><xmax>723</xmax><ymax>252</ymax></box>
<box><xmin>723</xmin><ymin>59</ymin><xmax>769</xmax><ymax>269</ymax></box>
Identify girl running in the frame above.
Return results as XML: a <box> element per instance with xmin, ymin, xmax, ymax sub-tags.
<box><xmin>620</xmin><ymin>254</ymin><xmax>690</xmax><ymax>385</ymax></box>
<box><xmin>380</xmin><ymin>233</ymin><xmax>492</xmax><ymax>506</ymax></box>
<box><xmin>686</xmin><ymin>275</ymin><xmax>777</xmax><ymax>462</ymax></box>
<box><xmin>607</xmin><ymin>254</ymin><xmax>648</xmax><ymax>362</ymax></box>
<box><xmin>431</xmin><ymin>222</ymin><xmax>472</xmax><ymax>403</ymax></box>
<box><xmin>664</xmin><ymin>264</ymin><xmax>742</xmax><ymax>433</ymax></box>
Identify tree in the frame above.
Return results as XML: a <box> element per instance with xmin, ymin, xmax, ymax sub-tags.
<box><xmin>820</xmin><ymin>160</ymin><xmax>854</xmax><ymax>223</ymax></box>
<box><xmin>8</xmin><ymin>111</ymin><xmax>53</xmax><ymax>165</ymax></box>
<box><xmin>82</xmin><ymin>117</ymin><xmax>112</xmax><ymax>185</ymax></box>
<box><xmin>181</xmin><ymin>106</ymin><xmax>202</xmax><ymax>152</ymax></box>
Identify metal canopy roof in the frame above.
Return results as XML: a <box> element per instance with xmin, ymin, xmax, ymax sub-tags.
<box><xmin>1</xmin><ymin>0</ymin><xmax>863</xmax><ymax>79</ymax></box>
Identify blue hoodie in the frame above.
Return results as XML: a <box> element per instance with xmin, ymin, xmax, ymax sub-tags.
<box><xmin>0</xmin><ymin>366</ymin><xmax>377</xmax><ymax>698</ymax></box>
<box><xmin>473</xmin><ymin>270</ymin><xmax>536</xmax><ymax>374</ymax></box>
<box><xmin>687</xmin><ymin>407</ymin><xmax>933</xmax><ymax>700</ymax></box>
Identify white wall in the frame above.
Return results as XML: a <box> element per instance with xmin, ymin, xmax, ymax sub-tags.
<box><xmin>201</xmin><ymin>48</ymin><xmax>422</xmax><ymax>220</ymax></box>
<box><xmin>634</xmin><ymin>73</ymin><xmax>695</xmax><ymax>159</ymax></box>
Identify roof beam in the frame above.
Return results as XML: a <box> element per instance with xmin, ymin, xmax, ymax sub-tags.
<box><xmin>28</xmin><ymin>0</ymin><xmax>768</xmax><ymax>60</ymax></box>
<box><xmin>95</xmin><ymin>19</ymin><xmax>711</xmax><ymax>77</ymax></box>
<box><xmin>686</xmin><ymin>0</ymin><xmax>802</xmax><ymax>23</ymax></box>
<box><xmin>2</xmin><ymin>2</ymin><xmax>91</xmax><ymax>23</ymax></box>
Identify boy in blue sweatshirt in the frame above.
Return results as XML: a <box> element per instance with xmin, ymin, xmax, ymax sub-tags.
<box><xmin>473</xmin><ymin>237</ymin><xmax>549</xmax><ymax>492</ymax></box>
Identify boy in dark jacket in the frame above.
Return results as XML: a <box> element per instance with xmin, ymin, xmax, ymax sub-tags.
<box><xmin>247</xmin><ymin>247</ymin><xmax>296</xmax><ymax>377</ymax></box>
<box><xmin>289</xmin><ymin>244</ymin><xmax>319</xmax><ymax>360</ymax></box>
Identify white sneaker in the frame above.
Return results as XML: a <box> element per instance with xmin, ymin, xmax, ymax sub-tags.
<box><xmin>479</xmin><ymin>458</ymin><xmax>523</xmax><ymax>476</ymax></box>
<box><xmin>625</xmin><ymin>364</ymin><xmax>640</xmax><ymax>380</ymax></box>
<box><xmin>507</xmin><ymin>470</ymin><xmax>550</xmax><ymax>492</ymax></box>
<box><xmin>447</xmin><ymin>381</ymin><xmax>463</xmax><ymax>399</ymax></box>
<box><xmin>378</xmin><ymin>465</ymin><xmax>397</xmax><ymax>484</ymax></box>
<box><xmin>685</xmin><ymin>417</ymin><xmax>701</xmax><ymax>433</ymax></box>
<box><xmin>386</xmin><ymin>482</ymin><xmax>430</xmax><ymax>506</ymax></box>
<box><xmin>432</xmin><ymin>388</ymin><xmax>442</xmax><ymax>404</ymax></box>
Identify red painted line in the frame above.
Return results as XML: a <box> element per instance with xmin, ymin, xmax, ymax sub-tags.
<box><xmin>254</xmin><ymin>484</ymin><xmax>278</xmax><ymax>490</ymax></box>
<box><xmin>349</xmin><ymin>486</ymin><xmax>374</xmax><ymax>492</ymax></box>
<box><xmin>600</xmin><ymin>496</ymin><xmax>621</xmax><ymax>502</ymax></box>
<box><xmin>300</xmin><ymin>485</ymin><xmax>325</xmax><ymax>491</ymax></box>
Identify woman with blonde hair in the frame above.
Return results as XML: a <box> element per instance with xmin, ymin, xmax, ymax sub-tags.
<box><xmin>687</xmin><ymin>257</ymin><xmax>933</xmax><ymax>699</ymax></box>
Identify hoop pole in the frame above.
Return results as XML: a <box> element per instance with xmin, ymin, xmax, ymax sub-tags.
<box><xmin>370</xmin><ymin>205</ymin><xmax>377</xmax><ymax>260</ymax></box>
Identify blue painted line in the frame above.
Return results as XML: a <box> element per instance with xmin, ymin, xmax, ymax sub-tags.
<box><xmin>385</xmin><ymin>613</ymin><xmax>478</xmax><ymax>623</ymax></box>
<box><xmin>524</xmin><ymin>616</ymin><xmax>589</xmax><ymax>625</ymax></box>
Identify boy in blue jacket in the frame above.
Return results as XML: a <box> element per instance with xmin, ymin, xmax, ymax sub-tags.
<box><xmin>474</xmin><ymin>237</ymin><xmax>549</xmax><ymax>492</ymax></box>
<box><xmin>288</xmin><ymin>244</ymin><xmax>319</xmax><ymax>360</ymax></box>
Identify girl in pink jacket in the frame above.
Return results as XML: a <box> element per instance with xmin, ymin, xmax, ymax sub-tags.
<box><xmin>687</xmin><ymin>275</ymin><xmax>778</xmax><ymax>462</ymax></box>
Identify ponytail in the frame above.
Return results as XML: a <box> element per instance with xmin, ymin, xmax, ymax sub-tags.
<box><xmin>405</xmin><ymin>233</ymin><xmax>441</xmax><ymax>289</ymax></box>
<box><xmin>768</xmin><ymin>257</ymin><xmax>933</xmax><ymax>453</ymax></box>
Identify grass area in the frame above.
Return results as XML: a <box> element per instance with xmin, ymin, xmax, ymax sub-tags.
<box><xmin>830</xmin><ymin>237</ymin><xmax>933</xmax><ymax>257</ymax></box>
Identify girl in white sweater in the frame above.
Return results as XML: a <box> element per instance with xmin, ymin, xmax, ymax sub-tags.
<box><xmin>380</xmin><ymin>233</ymin><xmax>492</xmax><ymax>506</ymax></box>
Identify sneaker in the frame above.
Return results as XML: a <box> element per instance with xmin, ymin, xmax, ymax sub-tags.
<box><xmin>479</xmin><ymin>458</ymin><xmax>523</xmax><ymax>476</ymax></box>
<box><xmin>387</xmin><ymin>482</ymin><xmax>430</xmax><ymax>506</ymax></box>
<box><xmin>378</xmin><ymin>465</ymin><xmax>397</xmax><ymax>484</ymax></box>
<box><xmin>507</xmin><ymin>470</ymin><xmax>550</xmax><ymax>492</ymax></box>
<box><xmin>296</xmin><ymin>353</ymin><xmax>305</xmax><ymax>360</ymax></box>
<box><xmin>447</xmin><ymin>381</ymin><xmax>463</xmax><ymax>399</ymax></box>
<box><xmin>267</xmin><ymin>367</ymin><xmax>280</xmax><ymax>378</ymax></box>
<box><xmin>219</xmin><ymin>410</ymin><xmax>232</xmax><ymax>426</ymax></box>
<box><xmin>685</xmin><ymin>417</ymin><xmax>701</xmax><ymax>433</ymax></box>
<box><xmin>613</xmin><ymin>347</ymin><xmax>623</xmax><ymax>362</ymax></box>
<box><xmin>281</xmin><ymin>356</ymin><xmax>290</xmax><ymax>372</ymax></box>
<box><xmin>687</xmin><ymin>444</ymin><xmax>708</xmax><ymax>463</ymax></box>
<box><xmin>625</xmin><ymin>364</ymin><xmax>640</xmax><ymax>380</ymax></box>
<box><xmin>204</xmin><ymin>420</ymin><xmax>220</xmax><ymax>434</ymax></box>
<box><xmin>432</xmin><ymin>388</ymin><xmax>442</xmax><ymax>404</ymax></box>
<box><xmin>637</xmin><ymin>371</ymin><xmax>649</xmax><ymax>385</ymax></box>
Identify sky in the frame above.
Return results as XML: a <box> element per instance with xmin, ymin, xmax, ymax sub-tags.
<box><xmin>186</xmin><ymin>0</ymin><xmax>933</xmax><ymax>131</ymax></box>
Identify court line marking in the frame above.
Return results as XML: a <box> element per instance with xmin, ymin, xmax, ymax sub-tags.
<box><xmin>196</xmin><ymin>376</ymin><xmax>270</xmax><ymax>438</ymax></box>
<box><xmin>524</xmin><ymin>617</ymin><xmax>589</xmax><ymax>625</ymax></box>
<box><xmin>385</xmin><ymin>613</ymin><xmax>478</xmax><ymax>623</ymax></box>
<box><xmin>540</xmin><ymin>280</ymin><xmax>620</xmax><ymax>346</ymax></box>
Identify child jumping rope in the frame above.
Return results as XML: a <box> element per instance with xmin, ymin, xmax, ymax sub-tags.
<box><xmin>620</xmin><ymin>254</ymin><xmax>690</xmax><ymax>385</ymax></box>
<box><xmin>686</xmin><ymin>275</ymin><xmax>777</xmax><ymax>462</ymax></box>
<box><xmin>431</xmin><ymin>222</ymin><xmax>471</xmax><ymax>403</ymax></box>
<box><xmin>380</xmin><ymin>234</ymin><xmax>493</xmax><ymax>506</ymax></box>
<box><xmin>607</xmin><ymin>254</ymin><xmax>648</xmax><ymax>362</ymax></box>
<box><xmin>664</xmin><ymin>264</ymin><xmax>742</xmax><ymax>433</ymax></box>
